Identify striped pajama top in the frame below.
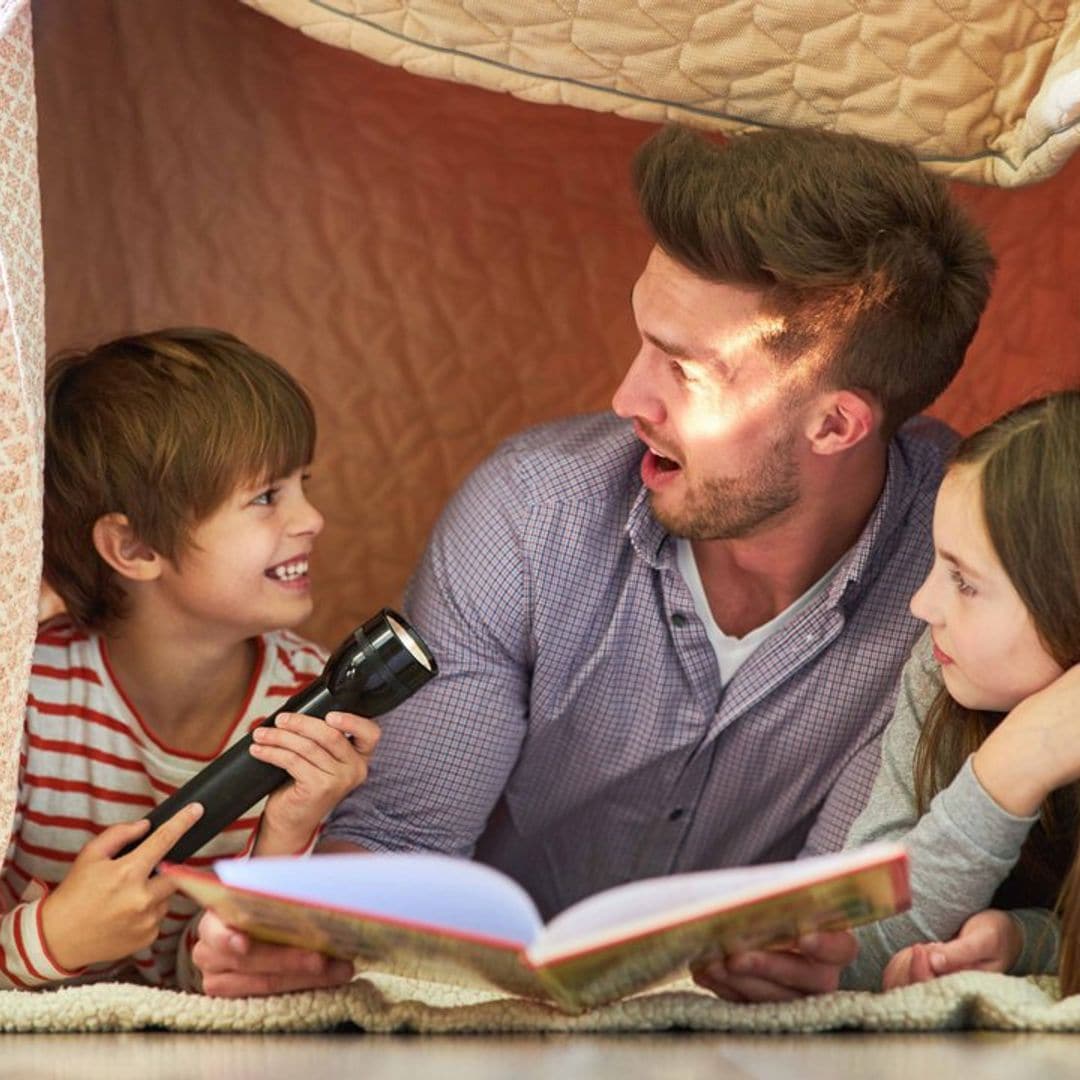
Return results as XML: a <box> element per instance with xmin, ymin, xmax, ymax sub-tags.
<box><xmin>0</xmin><ymin>618</ymin><xmax>325</xmax><ymax>990</ymax></box>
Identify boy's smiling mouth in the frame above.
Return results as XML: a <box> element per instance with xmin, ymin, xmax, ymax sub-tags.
<box><xmin>266</xmin><ymin>557</ymin><xmax>309</xmax><ymax>582</ymax></box>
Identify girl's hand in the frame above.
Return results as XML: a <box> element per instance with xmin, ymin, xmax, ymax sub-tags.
<box><xmin>974</xmin><ymin>663</ymin><xmax>1080</xmax><ymax>816</ymax></box>
<box><xmin>882</xmin><ymin>909</ymin><xmax>1022</xmax><ymax>990</ymax></box>
<box><xmin>39</xmin><ymin>803</ymin><xmax>204</xmax><ymax>972</ymax></box>
<box><xmin>251</xmin><ymin>711</ymin><xmax>380</xmax><ymax>855</ymax></box>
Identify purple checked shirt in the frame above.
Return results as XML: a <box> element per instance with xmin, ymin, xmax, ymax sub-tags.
<box><xmin>327</xmin><ymin>412</ymin><xmax>953</xmax><ymax>918</ymax></box>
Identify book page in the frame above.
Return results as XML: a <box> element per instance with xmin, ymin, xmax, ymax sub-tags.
<box><xmin>169</xmin><ymin>866</ymin><xmax>553</xmax><ymax>1001</ymax></box>
<box><xmin>527</xmin><ymin>848</ymin><xmax>907</xmax><ymax>1010</ymax></box>
<box><xmin>531</xmin><ymin>844</ymin><xmax>904</xmax><ymax>961</ymax></box>
<box><xmin>215</xmin><ymin>852</ymin><xmax>544</xmax><ymax>947</ymax></box>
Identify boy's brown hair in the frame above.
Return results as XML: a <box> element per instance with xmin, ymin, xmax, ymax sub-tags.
<box><xmin>633</xmin><ymin>125</ymin><xmax>996</xmax><ymax>437</ymax></box>
<box><xmin>44</xmin><ymin>327</ymin><xmax>316</xmax><ymax>629</ymax></box>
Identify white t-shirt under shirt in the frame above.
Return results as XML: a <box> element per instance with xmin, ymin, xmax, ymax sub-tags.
<box><xmin>675</xmin><ymin>538</ymin><xmax>844</xmax><ymax>687</ymax></box>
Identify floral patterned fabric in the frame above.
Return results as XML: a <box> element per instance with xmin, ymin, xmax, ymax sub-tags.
<box><xmin>0</xmin><ymin>0</ymin><xmax>45</xmax><ymax>865</ymax></box>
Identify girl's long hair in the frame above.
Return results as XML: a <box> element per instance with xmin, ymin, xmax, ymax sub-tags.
<box><xmin>911</xmin><ymin>390</ymin><xmax>1080</xmax><ymax>990</ymax></box>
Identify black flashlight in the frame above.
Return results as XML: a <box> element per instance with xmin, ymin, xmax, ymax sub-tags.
<box><xmin>130</xmin><ymin>608</ymin><xmax>437</xmax><ymax>864</ymax></box>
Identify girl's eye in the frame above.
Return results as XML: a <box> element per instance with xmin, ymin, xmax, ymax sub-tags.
<box><xmin>252</xmin><ymin>487</ymin><xmax>279</xmax><ymax>507</ymax></box>
<box><xmin>948</xmin><ymin>567</ymin><xmax>976</xmax><ymax>597</ymax></box>
<box><xmin>670</xmin><ymin>359</ymin><xmax>688</xmax><ymax>381</ymax></box>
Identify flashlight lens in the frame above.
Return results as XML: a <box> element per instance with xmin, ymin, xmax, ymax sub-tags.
<box><xmin>388</xmin><ymin>614</ymin><xmax>433</xmax><ymax>671</ymax></box>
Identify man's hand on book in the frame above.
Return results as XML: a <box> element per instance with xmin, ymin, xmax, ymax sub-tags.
<box><xmin>690</xmin><ymin>930</ymin><xmax>857</xmax><ymax>1002</ymax></box>
<box><xmin>192</xmin><ymin>909</ymin><xmax>355</xmax><ymax>996</ymax></box>
<box><xmin>881</xmin><ymin>910</ymin><xmax>1021</xmax><ymax>990</ymax></box>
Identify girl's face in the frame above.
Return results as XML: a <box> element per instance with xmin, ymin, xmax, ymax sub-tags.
<box><xmin>909</xmin><ymin>463</ymin><xmax>1063</xmax><ymax>712</ymax></box>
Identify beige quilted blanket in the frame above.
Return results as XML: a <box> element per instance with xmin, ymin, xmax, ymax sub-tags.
<box><xmin>243</xmin><ymin>0</ymin><xmax>1080</xmax><ymax>187</ymax></box>
<box><xmin>0</xmin><ymin>972</ymin><xmax>1077</xmax><ymax>1033</ymax></box>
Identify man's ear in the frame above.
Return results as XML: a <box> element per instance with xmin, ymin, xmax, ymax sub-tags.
<box><xmin>91</xmin><ymin>513</ymin><xmax>163</xmax><ymax>582</ymax></box>
<box><xmin>803</xmin><ymin>390</ymin><xmax>881</xmax><ymax>456</ymax></box>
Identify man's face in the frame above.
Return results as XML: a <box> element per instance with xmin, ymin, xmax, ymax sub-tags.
<box><xmin>611</xmin><ymin>246</ymin><xmax>814</xmax><ymax>540</ymax></box>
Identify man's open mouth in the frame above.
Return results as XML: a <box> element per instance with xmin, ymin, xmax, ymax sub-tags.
<box><xmin>650</xmin><ymin>449</ymin><xmax>680</xmax><ymax>473</ymax></box>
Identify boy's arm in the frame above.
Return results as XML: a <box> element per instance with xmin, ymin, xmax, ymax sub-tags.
<box><xmin>0</xmin><ymin>883</ymin><xmax>87</xmax><ymax>990</ymax></box>
<box><xmin>0</xmin><ymin>729</ymin><xmax>86</xmax><ymax>989</ymax></box>
<box><xmin>248</xmin><ymin>711</ymin><xmax>379</xmax><ymax>857</ymax></box>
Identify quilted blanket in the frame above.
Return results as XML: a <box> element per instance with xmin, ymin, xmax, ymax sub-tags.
<box><xmin>0</xmin><ymin>971</ymin><xmax>1078</xmax><ymax>1034</ymax></box>
<box><xmin>243</xmin><ymin>0</ymin><xmax>1080</xmax><ymax>187</ymax></box>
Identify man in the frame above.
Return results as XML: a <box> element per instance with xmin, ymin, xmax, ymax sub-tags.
<box><xmin>191</xmin><ymin>125</ymin><xmax>995</xmax><ymax>998</ymax></box>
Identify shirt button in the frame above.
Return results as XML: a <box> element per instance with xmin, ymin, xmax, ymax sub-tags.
<box><xmin>668</xmin><ymin>808</ymin><xmax>685</xmax><ymax>821</ymax></box>
<box><xmin>671</xmin><ymin>613</ymin><xmax>688</xmax><ymax>628</ymax></box>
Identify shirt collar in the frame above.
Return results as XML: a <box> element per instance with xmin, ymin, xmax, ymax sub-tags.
<box><xmin>625</xmin><ymin>436</ymin><xmax>914</xmax><ymax>605</ymax></box>
<box><xmin>626</xmin><ymin>482</ymin><xmax>672</xmax><ymax>570</ymax></box>
<box><xmin>822</xmin><ymin>437</ymin><xmax>907</xmax><ymax>610</ymax></box>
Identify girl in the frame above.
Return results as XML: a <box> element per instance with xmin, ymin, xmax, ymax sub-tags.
<box><xmin>843</xmin><ymin>388</ymin><xmax>1080</xmax><ymax>990</ymax></box>
<box><xmin>693</xmin><ymin>389</ymin><xmax>1080</xmax><ymax>999</ymax></box>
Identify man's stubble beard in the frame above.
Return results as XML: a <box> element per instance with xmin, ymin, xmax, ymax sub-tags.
<box><xmin>651</xmin><ymin>426</ymin><xmax>801</xmax><ymax>541</ymax></box>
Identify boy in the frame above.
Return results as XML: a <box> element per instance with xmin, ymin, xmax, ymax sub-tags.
<box><xmin>0</xmin><ymin>328</ymin><xmax>378</xmax><ymax>990</ymax></box>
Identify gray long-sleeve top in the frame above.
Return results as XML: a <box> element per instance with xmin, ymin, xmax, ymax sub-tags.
<box><xmin>840</xmin><ymin>630</ymin><xmax>1060</xmax><ymax>989</ymax></box>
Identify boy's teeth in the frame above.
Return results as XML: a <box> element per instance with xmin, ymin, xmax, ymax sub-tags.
<box><xmin>268</xmin><ymin>560</ymin><xmax>308</xmax><ymax>581</ymax></box>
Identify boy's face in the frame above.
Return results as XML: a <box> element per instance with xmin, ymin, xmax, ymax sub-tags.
<box><xmin>155</xmin><ymin>466</ymin><xmax>324</xmax><ymax>640</ymax></box>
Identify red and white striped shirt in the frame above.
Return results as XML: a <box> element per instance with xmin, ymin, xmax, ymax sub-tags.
<box><xmin>1</xmin><ymin>617</ymin><xmax>327</xmax><ymax>990</ymax></box>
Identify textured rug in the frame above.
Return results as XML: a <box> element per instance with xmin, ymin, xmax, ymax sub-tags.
<box><xmin>0</xmin><ymin>972</ymin><xmax>1075</xmax><ymax>1034</ymax></box>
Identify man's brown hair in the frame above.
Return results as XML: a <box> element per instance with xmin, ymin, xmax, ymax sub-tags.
<box><xmin>633</xmin><ymin>126</ymin><xmax>996</xmax><ymax>436</ymax></box>
<box><xmin>44</xmin><ymin>327</ymin><xmax>316</xmax><ymax>629</ymax></box>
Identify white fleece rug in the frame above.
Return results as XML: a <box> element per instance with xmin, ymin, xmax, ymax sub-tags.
<box><xmin>0</xmin><ymin>972</ymin><xmax>1074</xmax><ymax>1034</ymax></box>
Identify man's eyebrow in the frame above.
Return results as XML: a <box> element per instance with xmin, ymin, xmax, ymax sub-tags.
<box><xmin>641</xmin><ymin>329</ymin><xmax>727</xmax><ymax>364</ymax></box>
<box><xmin>629</xmin><ymin>284</ymin><xmax>720</xmax><ymax>362</ymax></box>
<box><xmin>939</xmin><ymin>549</ymin><xmax>982</xmax><ymax>579</ymax></box>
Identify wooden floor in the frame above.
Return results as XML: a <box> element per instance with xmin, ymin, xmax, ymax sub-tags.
<box><xmin>2</xmin><ymin>1031</ymin><xmax>1077</xmax><ymax>1079</ymax></box>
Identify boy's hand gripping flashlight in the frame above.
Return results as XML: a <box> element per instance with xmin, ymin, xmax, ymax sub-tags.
<box><xmin>130</xmin><ymin>608</ymin><xmax>437</xmax><ymax>865</ymax></box>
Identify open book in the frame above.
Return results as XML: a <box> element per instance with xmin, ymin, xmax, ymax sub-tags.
<box><xmin>164</xmin><ymin>843</ymin><xmax>907</xmax><ymax>1012</ymax></box>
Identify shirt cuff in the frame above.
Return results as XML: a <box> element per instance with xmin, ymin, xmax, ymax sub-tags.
<box><xmin>2</xmin><ymin>896</ymin><xmax>87</xmax><ymax>988</ymax></box>
<box><xmin>1007</xmin><ymin>907</ymin><xmax>1060</xmax><ymax>976</ymax></box>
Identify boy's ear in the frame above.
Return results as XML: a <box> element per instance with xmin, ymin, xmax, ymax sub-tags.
<box><xmin>91</xmin><ymin>513</ymin><xmax>163</xmax><ymax>582</ymax></box>
<box><xmin>803</xmin><ymin>389</ymin><xmax>882</xmax><ymax>456</ymax></box>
